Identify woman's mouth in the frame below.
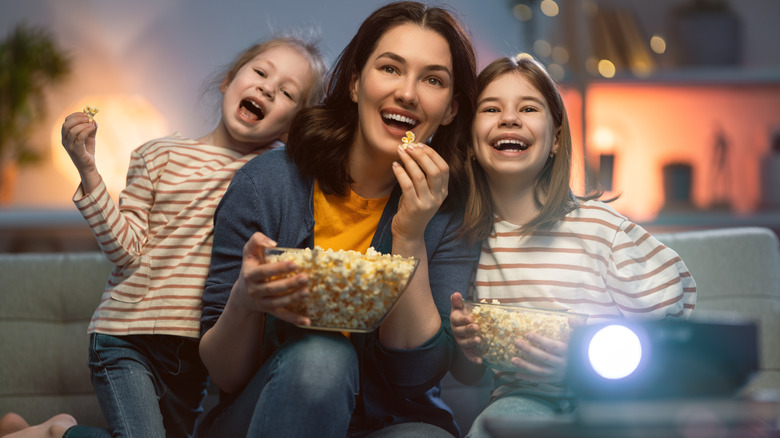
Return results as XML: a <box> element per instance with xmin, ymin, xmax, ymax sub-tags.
<box><xmin>382</xmin><ymin>112</ymin><xmax>418</xmax><ymax>131</ymax></box>
<box><xmin>240</xmin><ymin>99</ymin><xmax>265</xmax><ymax>121</ymax></box>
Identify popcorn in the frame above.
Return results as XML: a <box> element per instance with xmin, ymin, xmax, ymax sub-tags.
<box><xmin>82</xmin><ymin>106</ymin><xmax>99</xmax><ymax>122</ymax></box>
<box><xmin>465</xmin><ymin>300</ymin><xmax>586</xmax><ymax>371</ymax></box>
<box><xmin>266</xmin><ymin>247</ymin><xmax>418</xmax><ymax>332</ymax></box>
<box><xmin>400</xmin><ymin>131</ymin><xmax>415</xmax><ymax>150</ymax></box>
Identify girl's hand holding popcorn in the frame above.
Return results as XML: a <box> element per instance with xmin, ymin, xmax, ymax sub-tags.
<box><xmin>510</xmin><ymin>333</ymin><xmax>568</xmax><ymax>384</ymax></box>
<box><xmin>450</xmin><ymin>292</ymin><xmax>484</xmax><ymax>364</ymax></box>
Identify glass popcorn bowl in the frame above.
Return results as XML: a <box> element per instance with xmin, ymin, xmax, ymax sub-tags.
<box><xmin>463</xmin><ymin>300</ymin><xmax>587</xmax><ymax>371</ymax></box>
<box><xmin>265</xmin><ymin>247</ymin><xmax>419</xmax><ymax>333</ymax></box>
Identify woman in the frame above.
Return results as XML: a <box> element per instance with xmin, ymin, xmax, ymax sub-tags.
<box><xmin>198</xmin><ymin>2</ymin><xmax>479</xmax><ymax>437</ymax></box>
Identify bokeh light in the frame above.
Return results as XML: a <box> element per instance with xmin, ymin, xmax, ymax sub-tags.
<box><xmin>540</xmin><ymin>0</ymin><xmax>560</xmax><ymax>17</ymax></box>
<box><xmin>513</xmin><ymin>3</ymin><xmax>533</xmax><ymax>21</ymax></box>
<box><xmin>598</xmin><ymin>59</ymin><xmax>616</xmax><ymax>78</ymax></box>
<box><xmin>650</xmin><ymin>34</ymin><xmax>667</xmax><ymax>54</ymax></box>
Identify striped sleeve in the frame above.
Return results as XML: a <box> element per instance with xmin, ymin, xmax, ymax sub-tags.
<box><xmin>74</xmin><ymin>148</ymin><xmax>154</xmax><ymax>267</ymax></box>
<box><xmin>606</xmin><ymin>221</ymin><xmax>697</xmax><ymax>319</ymax></box>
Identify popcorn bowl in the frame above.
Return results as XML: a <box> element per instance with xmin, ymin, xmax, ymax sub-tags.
<box><xmin>265</xmin><ymin>247</ymin><xmax>419</xmax><ymax>333</ymax></box>
<box><xmin>464</xmin><ymin>300</ymin><xmax>587</xmax><ymax>371</ymax></box>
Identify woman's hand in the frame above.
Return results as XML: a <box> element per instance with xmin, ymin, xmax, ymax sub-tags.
<box><xmin>450</xmin><ymin>292</ymin><xmax>483</xmax><ymax>364</ymax></box>
<box><xmin>61</xmin><ymin>112</ymin><xmax>101</xmax><ymax>193</ymax></box>
<box><xmin>229</xmin><ymin>232</ymin><xmax>311</xmax><ymax>326</ymax></box>
<box><xmin>391</xmin><ymin>142</ymin><xmax>449</xmax><ymax>242</ymax></box>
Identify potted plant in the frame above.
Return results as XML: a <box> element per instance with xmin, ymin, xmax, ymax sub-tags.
<box><xmin>0</xmin><ymin>23</ymin><xmax>71</xmax><ymax>203</ymax></box>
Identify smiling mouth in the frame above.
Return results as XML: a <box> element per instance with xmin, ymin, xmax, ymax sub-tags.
<box><xmin>240</xmin><ymin>99</ymin><xmax>265</xmax><ymax>121</ymax></box>
<box><xmin>382</xmin><ymin>112</ymin><xmax>418</xmax><ymax>131</ymax></box>
<box><xmin>492</xmin><ymin>139</ymin><xmax>529</xmax><ymax>151</ymax></box>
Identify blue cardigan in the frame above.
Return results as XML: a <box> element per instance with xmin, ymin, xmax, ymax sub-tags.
<box><xmin>201</xmin><ymin>148</ymin><xmax>479</xmax><ymax>436</ymax></box>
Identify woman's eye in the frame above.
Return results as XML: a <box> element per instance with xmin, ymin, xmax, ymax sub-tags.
<box><xmin>382</xmin><ymin>65</ymin><xmax>399</xmax><ymax>75</ymax></box>
<box><xmin>425</xmin><ymin>77</ymin><xmax>443</xmax><ymax>87</ymax></box>
<box><xmin>481</xmin><ymin>107</ymin><xmax>499</xmax><ymax>113</ymax></box>
<box><xmin>254</xmin><ymin>69</ymin><xmax>267</xmax><ymax>78</ymax></box>
<box><xmin>521</xmin><ymin>106</ymin><xmax>539</xmax><ymax>113</ymax></box>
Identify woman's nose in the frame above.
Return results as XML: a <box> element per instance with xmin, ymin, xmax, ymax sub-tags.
<box><xmin>395</xmin><ymin>77</ymin><xmax>418</xmax><ymax>107</ymax></box>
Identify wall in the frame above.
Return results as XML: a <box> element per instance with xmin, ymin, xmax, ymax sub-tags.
<box><xmin>1</xmin><ymin>0</ymin><xmax>779</xmax><ymax>225</ymax></box>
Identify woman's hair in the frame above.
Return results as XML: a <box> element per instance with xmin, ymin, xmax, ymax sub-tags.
<box><xmin>286</xmin><ymin>1</ymin><xmax>476</xmax><ymax>207</ymax></box>
<box><xmin>461</xmin><ymin>55</ymin><xmax>602</xmax><ymax>242</ymax></box>
<box><xmin>201</xmin><ymin>34</ymin><xmax>328</xmax><ymax>119</ymax></box>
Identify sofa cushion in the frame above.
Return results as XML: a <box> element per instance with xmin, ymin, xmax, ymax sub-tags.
<box><xmin>0</xmin><ymin>252</ymin><xmax>111</xmax><ymax>427</ymax></box>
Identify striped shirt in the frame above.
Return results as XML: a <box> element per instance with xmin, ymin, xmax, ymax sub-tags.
<box><xmin>74</xmin><ymin>134</ymin><xmax>275</xmax><ymax>338</ymax></box>
<box><xmin>473</xmin><ymin>199</ymin><xmax>697</xmax><ymax>399</ymax></box>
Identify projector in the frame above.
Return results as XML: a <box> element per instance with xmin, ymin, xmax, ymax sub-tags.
<box><xmin>565</xmin><ymin>319</ymin><xmax>759</xmax><ymax>400</ymax></box>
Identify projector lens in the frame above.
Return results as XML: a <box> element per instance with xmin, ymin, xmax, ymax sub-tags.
<box><xmin>587</xmin><ymin>324</ymin><xmax>642</xmax><ymax>379</ymax></box>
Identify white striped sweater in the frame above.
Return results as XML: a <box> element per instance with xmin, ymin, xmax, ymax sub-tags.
<box><xmin>472</xmin><ymin>199</ymin><xmax>697</xmax><ymax>399</ymax></box>
<box><xmin>74</xmin><ymin>134</ymin><xmax>271</xmax><ymax>338</ymax></box>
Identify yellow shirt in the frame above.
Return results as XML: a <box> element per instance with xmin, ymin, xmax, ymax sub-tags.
<box><xmin>312</xmin><ymin>180</ymin><xmax>390</xmax><ymax>252</ymax></box>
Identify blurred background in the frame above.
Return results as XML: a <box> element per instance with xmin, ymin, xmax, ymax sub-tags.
<box><xmin>1</xmin><ymin>0</ymin><xmax>779</xmax><ymax>252</ymax></box>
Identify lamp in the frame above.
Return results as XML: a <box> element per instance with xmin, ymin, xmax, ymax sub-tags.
<box><xmin>565</xmin><ymin>319</ymin><xmax>759</xmax><ymax>400</ymax></box>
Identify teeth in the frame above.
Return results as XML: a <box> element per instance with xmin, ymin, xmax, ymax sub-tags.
<box><xmin>494</xmin><ymin>139</ymin><xmax>527</xmax><ymax>148</ymax></box>
<box><xmin>248</xmin><ymin>100</ymin><xmax>264</xmax><ymax>115</ymax></box>
<box><xmin>383</xmin><ymin>113</ymin><xmax>417</xmax><ymax>126</ymax></box>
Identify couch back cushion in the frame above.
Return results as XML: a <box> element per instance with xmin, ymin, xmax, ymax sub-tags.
<box><xmin>0</xmin><ymin>252</ymin><xmax>111</xmax><ymax>426</ymax></box>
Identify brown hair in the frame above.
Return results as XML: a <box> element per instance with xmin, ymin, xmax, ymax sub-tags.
<box><xmin>286</xmin><ymin>1</ymin><xmax>476</xmax><ymax>207</ymax></box>
<box><xmin>461</xmin><ymin>55</ymin><xmax>603</xmax><ymax>242</ymax></box>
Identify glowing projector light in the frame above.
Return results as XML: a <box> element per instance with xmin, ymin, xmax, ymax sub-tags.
<box><xmin>587</xmin><ymin>324</ymin><xmax>642</xmax><ymax>380</ymax></box>
<box><xmin>565</xmin><ymin>320</ymin><xmax>758</xmax><ymax>400</ymax></box>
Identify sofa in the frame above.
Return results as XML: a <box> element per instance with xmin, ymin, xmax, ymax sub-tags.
<box><xmin>2</xmin><ymin>226</ymin><xmax>779</xmax><ymax>434</ymax></box>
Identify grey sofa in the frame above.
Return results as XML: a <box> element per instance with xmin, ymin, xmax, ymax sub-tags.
<box><xmin>2</xmin><ymin>227</ymin><xmax>779</xmax><ymax>434</ymax></box>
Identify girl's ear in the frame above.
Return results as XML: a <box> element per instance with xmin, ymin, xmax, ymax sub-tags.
<box><xmin>440</xmin><ymin>97</ymin><xmax>459</xmax><ymax>126</ymax></box>
<box><xmin>552</xmin><ymin>126</ymin><xmax>561</xmax><ymax>155</ymax></box>
<box><xmin>219</xmin><ymin>75</ymin><xmax>231</xmax><ymax>94</ymax></box>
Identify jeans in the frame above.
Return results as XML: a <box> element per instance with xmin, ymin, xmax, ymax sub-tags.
<box><xmin>466</xmin><ymin>393</ymin><xmax>574</xmax><ymax>438</ymax></box>
<box><xmin>198</xmin><ymin>330</ymin><xmax>360</xmax><ymax>438</ymax></box>
<box><xmin>65</xmin><ymin>333</ymin><xmax>208</xmax><ymax>438</ymax></box>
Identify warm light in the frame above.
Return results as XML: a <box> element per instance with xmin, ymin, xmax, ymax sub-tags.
<box><xmin>533</xmin><ymin>39</ymin><xmax>552</xmax><ymax>58</ymax></box>
<box><xmin>597</xmin><ymin>59</ymin><xmax>616</xmax><ymax>78</ymax></box>
<box><xmin>650</xmin><ymin>35</ymin><xmax>667</xmax><ymax>54</ymax></box>
<box><xmin>588</xmin><ymin>324</ymin><xmax>643</xmax><ymax>380</ymax></box>
<box><xmin>540</xmin><ymin>0</ymin><xmax>559</xmax><ymax>17</ymax></box>
<box><xmin>516</xmin><ymin>52</ymin><xmax>534</xmax><ymax>61</ymax></box>
<box><xmin>592</xmin><ymin>127</ymin><xmax>617</xmax><ymax>152</ymax></box>
<box><xmin>513</xmin><ymin>3</ymin><xmax>533</xmax><ymax>21</ymax></box>
<box><xmin>51</xmin><ymin>94</ymin><xmax>170</xmax><ymax>200</ymax></box>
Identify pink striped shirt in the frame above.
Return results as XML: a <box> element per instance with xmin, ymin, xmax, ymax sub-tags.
<box><xmin>473</xmin><ymin>199</ymin><xmax>697</xmax><ymax>399</ymax></box>
<box><xmin>75</xmin><ymin>134</ymin><xmax>273</xmax><ymax>338</ymax></box>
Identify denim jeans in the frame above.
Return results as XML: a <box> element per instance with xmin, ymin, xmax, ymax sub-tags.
<box><xmin>466</xmin><ymin>393</ymin><xmax>575</xmax><ymax>438</ymax></box>
<box><xmin>64</xmin><ymin>333</ymin><xmax>208</xmax><ymax>438</ymax></box>
<box><xmin>198</xmin><ymin>330</ymin><xmax>359</xmax><ymax>438</ymax></box>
